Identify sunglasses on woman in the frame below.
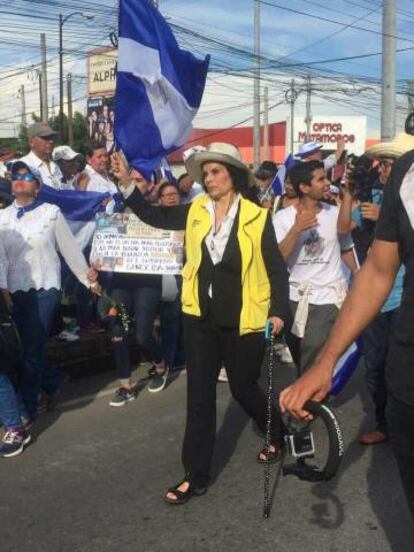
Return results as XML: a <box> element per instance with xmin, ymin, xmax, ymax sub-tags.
<box><xmin>12</xmin><ymin>173</ymin><xmax>36</xmax><ymax>182</ymax></box>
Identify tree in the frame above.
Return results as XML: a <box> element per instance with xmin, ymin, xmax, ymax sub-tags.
<box><xmin>72</xmin><ymin>112</ymin><xmax>88</xmax><ymax>153</ymax></box>
<box><xmin>18</xmin><ymin>124</ymin><xmax>29</xmax><ymax>154</ymax></box>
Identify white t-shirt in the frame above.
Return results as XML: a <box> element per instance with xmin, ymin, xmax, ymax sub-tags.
<box><xmin>84</xmin><ymin>165</ymin><xmax>118</xmax><ymax>195</ymax></box>
<box><xmin>273</xmin><ymin>203</ymin><xmax>351</xmax><ymax>305</ymax></box>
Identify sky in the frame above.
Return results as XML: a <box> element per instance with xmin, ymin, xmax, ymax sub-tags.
<box><xmin>1</xmin><ymin>0</ymin><xmax>414</xmax><ymax>139</ymax></box>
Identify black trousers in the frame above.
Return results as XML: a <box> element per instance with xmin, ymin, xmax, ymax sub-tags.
<box><xmin>386</xmin><ymin>395</ymin><xmax>414</xmax><ymax>520</ymax></box>
<box><xmin>182</xmin><ymin>313</ymin><xmax>282</xmax><ymax>487</ymax></box>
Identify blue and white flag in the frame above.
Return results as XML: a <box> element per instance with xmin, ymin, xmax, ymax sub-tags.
<box><xmin>39</xmin><ymin>184</ymin><xmax>121</xmax><ymax>250</ymax></box>
<box><xmin>330</xmin><ymin>339</ymin><xmax>363</xmax><ymax>396</ymax></box>
<box><xmin>115</xmin><ymin>0</ymin><xmax>210</xmax><ymax>180</ymax></box>
<box><xmin>40</xmin><ymin>184</ymin><xmax>113</xmax><ymax>222</ymax></box>
<box><xmin>159</xmin><ymin>157</ymin><xmax>176</xmax><ymax>184</ymax></box>
<box><xmin>271</xmin><ymin>154</ymin><xmax>297</xmax><ymax>196</ymax></box>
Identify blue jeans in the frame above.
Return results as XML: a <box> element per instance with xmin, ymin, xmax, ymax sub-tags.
<box><xmin>12</xmin><ymin>288</ymin><xmax>63</xmax><ymax>419</ymax></box>
<box><xmin>363</xmin><ymin>307</ymin><xmax>400</xmax><ymax>431</ymax></box>
<box><xmin>111</xmin><ymin>286</ymin><xmax>163</xmax><ymax>380</ymax></box>
<box><xmin>0</xmin><ymin>373</ymin><xmax>25</xmax><ymax>429</ymax></box>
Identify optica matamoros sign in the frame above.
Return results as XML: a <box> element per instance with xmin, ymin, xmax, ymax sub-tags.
<box><xmin>294</xmin><ymin>116</ymin><xmax>367</xmax><ymax>155</ymax></box>
<box><xmin>87</xmin><ymin>48</ymin><xmax>117</xmax><ymax>97</ymax></box>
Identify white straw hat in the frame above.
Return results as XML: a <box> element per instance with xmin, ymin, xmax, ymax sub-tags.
<box><xmin>365</xmin><ymin>133</ymin><xmax>414</xmax><ymax>159</ymax></box>
<box><xmin>185</xmin><ymin>142</ymin><xmax>256</xmax><ymax>187</ymax></box>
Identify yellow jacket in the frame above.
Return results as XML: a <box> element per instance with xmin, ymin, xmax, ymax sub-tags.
<box><xmin>181</xmin><ymin>195</ymin><xmax>271</xmax><ymax>335</ymax></box>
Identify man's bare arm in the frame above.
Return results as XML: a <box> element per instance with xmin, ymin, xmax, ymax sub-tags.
<box><xmin>337</xmin><ymin>189</ymin><xmax>355</xmax><ymax>234</ymax></box>
<box><xmin>341</xmin><ymin>248</ymin><xmax>359</xmax><ymax>275</ymax></box>
<box><xmin>279</xmin><ymin>239</ymin><xmax>400</xmax><ymax>419</ymax></box>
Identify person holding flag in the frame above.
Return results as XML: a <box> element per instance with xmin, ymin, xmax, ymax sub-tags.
<box><xmin>254</xmin><ymin>161</ymin><xmax>278</xmax><ymax>209</ymax></box>
<box><xmin>111</xmin><ymin>1</ymin><xmax>288</xmax><ymax>504</ymax></box>
<box><xmin>112</xmin><ymin>143</ymin><xmax>290</xmax><ymax>505</ymax></box>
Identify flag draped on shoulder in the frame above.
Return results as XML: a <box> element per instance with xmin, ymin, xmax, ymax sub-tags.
<box><xmin>115</xmin><ymin>0</ymin><xmax>210</xmax><ymax>179</ymax></box>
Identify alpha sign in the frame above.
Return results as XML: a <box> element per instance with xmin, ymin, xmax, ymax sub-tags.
<box><xmin>294</xmin><ymin>116</ymin><xmax>367</xmax><ymax>155</ymax></box>
<box><xmin>87</xmin><ymin>48</ymin><xmax>117</xmax><ymax>97</ymax></box>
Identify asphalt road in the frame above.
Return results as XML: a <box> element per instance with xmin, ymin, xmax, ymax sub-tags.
<box><xmin>1</xmin><ymin>361</ymin><xmax>413</xmax><ymax>552</ymax></box>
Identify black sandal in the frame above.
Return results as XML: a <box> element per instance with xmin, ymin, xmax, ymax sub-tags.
<box><xmin>164</xmin><ymin>479</ymin><xmax>208</xmax><ymax>505</ymax></box>
<box><xmin>257</xmin><ymin>445</ymin><xmax>280</xmax><ymax>464</ymax></box>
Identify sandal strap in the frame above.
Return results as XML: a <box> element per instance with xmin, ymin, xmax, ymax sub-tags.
<box><xmin>167</xmin><ymin>480</ymin><xmax>193</xmax><ymax>499</ymax></box>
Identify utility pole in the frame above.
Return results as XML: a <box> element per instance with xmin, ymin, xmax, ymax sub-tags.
<box><xmin>38</xmin><ymin>72</ymin><xmax>43</xmax><ymax>121</ymax></box>
<box><xmin>407</xmin><ymin>79</ymin><xmax>414</xmax><ymax>113</ymax></box>
<box><xmin>40</xmin><ymin>33</ymin><xmax>49</xmax><ymax>124</ymax></box>
<box><xmin>305</xmin><ymin>75</ymin><xmax>312</xmax><ymax>140</ymax></box>
<box><xmin>59</xmin><ymin>14</ymin><xmax>64</xmax><ymax>142</ymax></box>
<box><xmin>29</xmin><ymin>66</ymin><xmax>43</xmax><ymax>120</ymax></box>
<box><xmin>381</xmin><ymin>0</ymin><xmax>396</xmax><ymax>141</ymax></box>
<box><xmin>263</xmin><ymin>86</ymin><xmax>269</xmax><ymax>160</ymax></box>
<box><xmin>253</xmin><ymin>0</ymin><xmax>261</xmax><ymax>169</ymax></box>
<box><xmin>285</xmin><ymin>80</ymin><xmax>298</xmax><ymax>155</ymax></box>
<box><xmin>18</xmin><ymin>85</ymin><xmax>27</xmax><ymax>129</ymax></box>
<box><xmin>67</xmin><ymin>73</ymin><xmax>74</xmax><ymax>146</ymax></box>
<box><xmin>59</xmin><ymin>12</ymin><xmax>94</xmax><ymax>142</ymax></box>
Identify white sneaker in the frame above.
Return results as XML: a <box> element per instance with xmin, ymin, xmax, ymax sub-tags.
<box><xmin>218</xmin><ymin>367</ymin><xmax>228</xmax><ymax>383</ymax></box>
<box><xmin>58</xmin><ymin>330</ymin><xmax>80</xmax><ymax>342</ymax></box>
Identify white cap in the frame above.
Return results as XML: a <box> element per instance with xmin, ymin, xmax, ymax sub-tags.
<box><xmin>182</xmin><ymin>145</ymin><xmax>206</xmax><ymax>162</ymax></box>
<box><xmin>297</xmin><ymin>141</ymin><xmax>323</xmax><ymax>158</ymax></box>
<box><xmin>52</xmin><ymin>145</ymin><xmax>80</xmax><ymax>161</ymax></box>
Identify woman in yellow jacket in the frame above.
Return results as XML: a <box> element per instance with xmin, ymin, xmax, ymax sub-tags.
<box><xmin>112</xmin><ymin>143</ymin><xmax>290</xmax><ymax>505</ymax></box>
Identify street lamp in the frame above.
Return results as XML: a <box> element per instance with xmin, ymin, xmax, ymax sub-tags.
<box><xmin>59</xmin><ymin>12</ymin><xmax>94</xmax><ymax>142</ymax></box>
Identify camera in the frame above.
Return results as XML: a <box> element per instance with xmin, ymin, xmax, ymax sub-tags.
<box><xmin>405</xmin><ymin>112</ymin><xmax>414</xmax><ymax>136</ymax></box>
<box><xmin>346</xmin><ymin>154</ymin><xmax>379</xmax><ymax>203</ymax></box>
<box><xmin>285</xmin><ymin>429</ymin><xmax>315</xmax><ymax>459</ymax></box>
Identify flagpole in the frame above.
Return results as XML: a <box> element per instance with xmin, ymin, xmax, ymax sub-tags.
<box><xmin>253</xmin><ymin>0</ymin><xmax>261</xmax><ymax>171</ymax></box>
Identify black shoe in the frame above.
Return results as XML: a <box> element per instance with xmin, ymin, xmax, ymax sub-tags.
<box><xmin>164</xmin><ymin>479</ymin><xmax>208</xmax><ymax>505</ymax></box>
<box><xmin>148</xmin><ymin>367</ymin><xmax>169</xmax><ymax>393</ymax></box>
<box><xmin>109</xmin><ymin>387</ymin><xmax>137</xmax><ymax>407</ymax></box>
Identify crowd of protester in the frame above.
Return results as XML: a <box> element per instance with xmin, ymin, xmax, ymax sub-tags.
<box><xmin>1</xmin><ymin>119</ymin><xmax>414</xmax><ymax>517</ymax></box>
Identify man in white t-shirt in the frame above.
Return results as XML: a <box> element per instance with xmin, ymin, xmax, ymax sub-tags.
<box><xmin>20</xmin><ymin>123</ymin><xmax>65</xmax><ymax>189</ymax></box>
<box><xmin>273</xmin><ymin>160</ymin><xmax>353</xmax><ymax>371</ymax></box>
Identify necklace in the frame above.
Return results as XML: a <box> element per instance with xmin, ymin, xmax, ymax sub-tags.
<box><xmin>212</xmin><ymin>195</ymin><xmax>235</xmax><ymax>235</ymax></box>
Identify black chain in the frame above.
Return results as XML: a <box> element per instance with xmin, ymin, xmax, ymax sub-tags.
<box><xmin>263</xmin><ymin>330</ymin><xmax>275</xmax><ymax>519</ymax></box>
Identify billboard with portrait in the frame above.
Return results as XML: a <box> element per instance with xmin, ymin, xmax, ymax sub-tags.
<box><xmin>87</xmin><ymin>97</ymin><xmax>115</xmax><ymax>154</ymax></box>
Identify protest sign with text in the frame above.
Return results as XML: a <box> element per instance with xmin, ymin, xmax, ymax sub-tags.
<box><xmin>90</xmin><ymin>213</ymin><xmax>184</xmax><ymax>275</ymax></box>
